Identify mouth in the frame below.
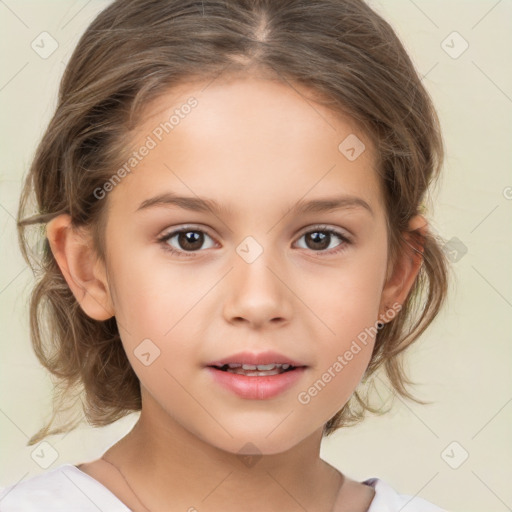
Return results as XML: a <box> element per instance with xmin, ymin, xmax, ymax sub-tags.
<box><xmin>205</xmin><ymin>356</ymin><xmax>308</xmax><ymax>399</ymax></box>
<box><xmin>205</xmin><ymin>351</ymin><xmax>308</xmax><ymax>378</ymax></box>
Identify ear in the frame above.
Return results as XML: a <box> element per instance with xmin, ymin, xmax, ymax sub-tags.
<box><xmin>378</xmin><ymin>214</ymin><xmax>427</xmax><ymax>321</ymax></box>
<box><xmin>46</xmin><ymin>214</ymin><xmax>115</xmax><ymax>321</ymax></box>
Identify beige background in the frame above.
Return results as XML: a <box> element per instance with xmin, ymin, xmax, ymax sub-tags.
<box><xmin>0</xmin><ymin>1</ymin><xmax>511</xmax><ymax>511</ymax></box>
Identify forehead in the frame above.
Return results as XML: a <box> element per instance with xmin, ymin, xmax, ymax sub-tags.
<box><xmin>109</xmin><ymin>75</ymin><xmax>383</xmax><ymax>217</ymax></box>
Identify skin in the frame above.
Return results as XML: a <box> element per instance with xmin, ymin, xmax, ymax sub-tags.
<box><xmin>46</xmin><ymin>75</ymin><xmax>426</xmax><ymax>512</ymax></box>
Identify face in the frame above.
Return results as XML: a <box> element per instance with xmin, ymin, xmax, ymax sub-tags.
<box><xmin>98</xmin><ymin>75</ymin><xmax>391</xmax><ymax>454</ymax></box>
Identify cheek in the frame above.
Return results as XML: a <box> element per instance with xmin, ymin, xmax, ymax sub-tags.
<box><xmin>295</xmin><ymin>246</ymin><xmax>387</xmax><ymax>409</ymax></box>
<box><xmin>105</xmin><ymin>247</ymin><xmax>210</xmax><ymax>388</ymax></box>
<box><xmin>106</xmin><ymin>239</ymin><xmax>198</xmax><ymax>334</ymax></box>
<box><xmin>298</xmin><ymin>303</ymin><xmax>377</xmax><ymax>418</ymax></box>
<box><xmin>302</xmin><ymin>245</ymin><xmax>387</xmax><ymax>337</ymax></box>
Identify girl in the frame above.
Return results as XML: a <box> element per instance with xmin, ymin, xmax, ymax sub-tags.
<box><xmin>2</xmin><ymin>0</ymin><xmax>450</xmax><ymax>510</ymax></box>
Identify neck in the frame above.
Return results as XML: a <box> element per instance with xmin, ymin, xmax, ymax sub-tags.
<box><xmin>103</xmin><ymin>397</ymin><xmax>344</xmax><ymax>512</ymax></box>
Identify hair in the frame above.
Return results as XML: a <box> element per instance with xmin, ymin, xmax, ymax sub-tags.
<box><xmin>17</xmin><ymin>0</ymin><xmax>449</xmax><ymax>446</ymax></box>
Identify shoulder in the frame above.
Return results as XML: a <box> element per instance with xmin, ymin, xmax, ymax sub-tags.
<box><xmin>0</xmin><ymin>464</ymin><xmax>131</xmax><ymax>511</ymax></box>
<box><xmin>362</xmin><ymin>477</ymin><xmax>450</xmax><ymax>512</ymax></box>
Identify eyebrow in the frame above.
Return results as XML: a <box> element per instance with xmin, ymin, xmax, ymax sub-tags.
<box><xmin>135</xmin><ymin>192</ymin><xmax>374</xmax><ymax>217</ymax></box>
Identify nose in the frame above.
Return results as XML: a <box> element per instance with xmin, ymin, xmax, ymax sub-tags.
<box><xmin>222</xmin><ymin>250</ymin><xmax>293</xmax><ymax>330</ymax></box>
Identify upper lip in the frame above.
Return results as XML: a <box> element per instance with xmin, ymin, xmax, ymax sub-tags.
<box><xmin>206</xmin><ymin>350</ymin><xmax>307</xmax><ymax>368</ymax></box>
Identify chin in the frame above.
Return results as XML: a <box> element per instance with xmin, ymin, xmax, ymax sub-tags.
<box><xmin>199</xmin><ymin>425</ymin><xmax>313</xmax><ymax>457</ymax></box>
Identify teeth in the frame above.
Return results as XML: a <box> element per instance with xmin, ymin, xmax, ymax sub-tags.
<box><xmin>215</xmin><ymin>362</ymin><xmax>297</xmax><ymax>376</ymax></box>
<box><xmin>257</xmin><ymin>364</ymin><xmax>275</xmax><ymax>370</ymax></box>
<box><xmin>241</xmin><ymin>363</ymin><xmax>291</xmax><ymax>371</ymax></box>
<box><xmin>244</xmin><ymin>363</ymin><xmax>275</xmax><ymax>371</ymax></box>
<box><xmin>217</xmin><ymin>362</ymin><xmax>296</xmax><ymax>376</ymax></box>
<box><xmin>227</xmin><ymin>368</ymin><xmax>283</xmax><ymax>376</ymax></box>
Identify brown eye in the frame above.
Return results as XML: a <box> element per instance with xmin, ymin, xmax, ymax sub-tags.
<box><xmin>304</xmin><ymin>231</ymin><xmax>331</xmax><ymax>250</ymax></box>
<box><xmin>295</xmin><ymin>227</ymin><xmax>351</xmax><ymax>255</ymax></box>
<box><xmin>158</xmin><ymin>227</ymin><xmax>216</xmax><ymax>257</ymax></box>
<box><xmin>176</xmin><ymin>231</ymin><xmax>204</xmax><ymax>251</ymax></box>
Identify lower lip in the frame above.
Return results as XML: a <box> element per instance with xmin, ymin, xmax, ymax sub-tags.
<box><xmin>206</xmin><ymin>367</ymin><xmax>307</xmax><ymax>400</ymax></box>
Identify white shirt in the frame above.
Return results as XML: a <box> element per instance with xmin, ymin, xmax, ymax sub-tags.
<box><xmin>0</xmin><ymin>464</ymin><xmax>448</xmax><ymax>511</ymax></box>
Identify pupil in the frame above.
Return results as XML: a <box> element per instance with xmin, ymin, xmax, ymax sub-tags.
<box><xmin>179</xmin><ymin>231</ymin><xmax>203</xmax><ymax>250</ymax></box>
<box><xmin>307</xmin><ymin>231</ymin><xmax>329</xmax><ymax>250</ymax></box>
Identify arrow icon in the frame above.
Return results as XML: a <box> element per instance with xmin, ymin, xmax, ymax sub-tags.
<box><xmin>134</xmin><ymin>338</ymin><xmax>161</xmax><ymax>366</ymax></box>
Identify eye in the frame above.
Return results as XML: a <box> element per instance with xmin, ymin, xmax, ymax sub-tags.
<box><xmin>294</xmin><ymin>225</ymin><xmax>351</xmax><ymax>255</ymax></box>
<box><xmin>157</xmin><ymin>227</ymin><xmax>216</xmax><ymax>257</ymax></box>
<box><xmin>157</xmin><ymin>224</ymin><xmax>352</xmax><ymax>258</ymax></box>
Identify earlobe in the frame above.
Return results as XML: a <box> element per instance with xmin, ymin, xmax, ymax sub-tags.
<box><xmin>378</xmin><ymin>214</ymin><xmax>427</xmax><ymax>321</ymax></box>
<box><xmin>46</xmin><ymin>214</ymin><xmax>115</xmax><ymax>321</ymax></box>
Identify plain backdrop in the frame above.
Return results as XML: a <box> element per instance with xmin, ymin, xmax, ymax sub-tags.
<box><xmin>0</xmin><ymin>1</ymin><xmax>511</xmax><ymax>511</ymax></box>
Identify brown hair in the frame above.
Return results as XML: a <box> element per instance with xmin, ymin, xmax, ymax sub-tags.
<box><xmin>17</xmin><ymin>0</ymin><xmax>449</xmax><ymax>445</ymax></box>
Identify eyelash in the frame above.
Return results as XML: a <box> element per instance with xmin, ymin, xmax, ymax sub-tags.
<box><xmin>156</xmin><ymin>225</ymin><xmax>352</xmax><ymax>258</ymax></box>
